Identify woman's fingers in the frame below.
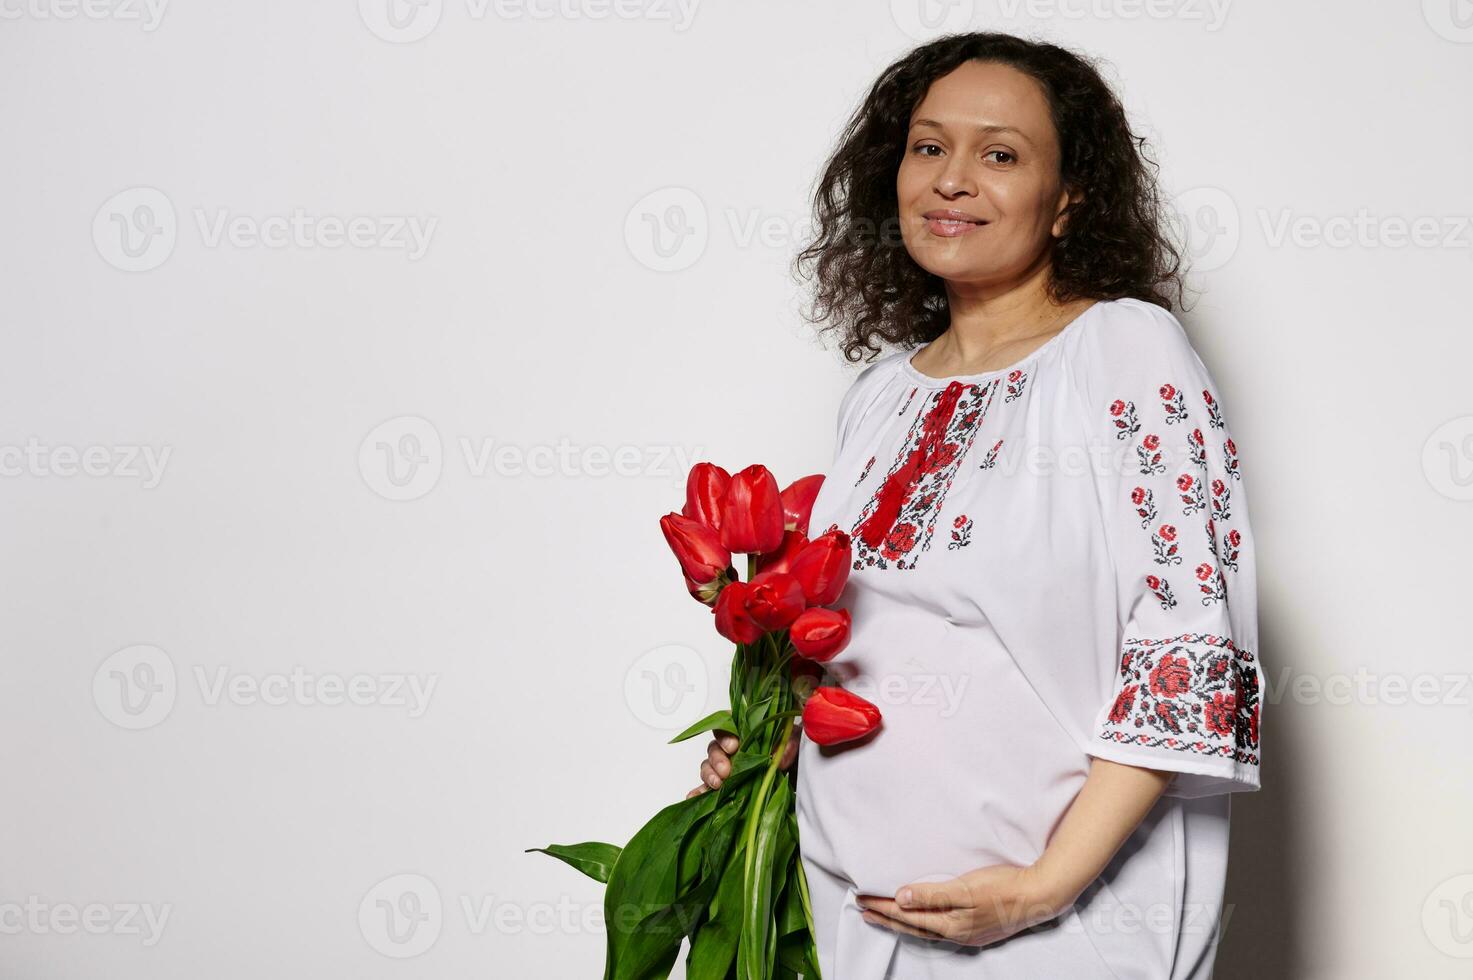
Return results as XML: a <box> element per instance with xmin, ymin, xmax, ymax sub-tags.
<box><xmin>694</xmin><ymin>726</ymin><xmax>801</xmax><ymax>796</ymax></box>
<box><xmin>706</xmin><ymin>737</ymin><xmax>735</xmax><ymax>779</ymax></box>
<box><xmin>700</xmin><ymin>758</ymin><xmax>721</xmax><ymax>789</ymax></box>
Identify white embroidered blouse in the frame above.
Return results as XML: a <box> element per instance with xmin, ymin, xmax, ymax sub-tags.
<box><xmin>794</xmin><ymin>296</ymin><xmax>1263</xmax><ymax>979</ymax></box>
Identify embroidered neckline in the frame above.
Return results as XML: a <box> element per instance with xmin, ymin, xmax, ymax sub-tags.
<box><xmin>897</xmin><ymin>300</ymin><xmax>1104</xmax><ymax>388</ymax></box>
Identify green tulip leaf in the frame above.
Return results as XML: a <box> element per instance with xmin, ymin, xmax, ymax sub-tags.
<box><xmin>524</xmin><ymin>841</ymin><xmax>622</xmax><ymax>884</ymax></box>
<box><xmin>602</xmin><ymin>791</ymin><xmax>718</xmax><ymax>980</ymax></box>
<box><xmin>668</xmin><ymin>709</ymin><xmax>736</xmax><ymax>745</ymax></box>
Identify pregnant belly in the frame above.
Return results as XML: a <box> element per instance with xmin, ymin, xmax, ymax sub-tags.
<box><xmin>795</xmin><ymin>610</ymin><xmax>1089</xmax><ymax>897</ymax></box>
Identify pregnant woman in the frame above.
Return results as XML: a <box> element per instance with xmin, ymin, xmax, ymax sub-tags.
<box><xmin>689</xmin><ymin>32</ymin><xmax>1264</xmax><ymax>979</ymax></box>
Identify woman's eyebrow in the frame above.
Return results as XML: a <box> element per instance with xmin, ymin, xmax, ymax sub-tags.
<box><xmin>909</xmin><ymin>117</ymin><xmax>1034</xmax><ymax>145</ymax></box>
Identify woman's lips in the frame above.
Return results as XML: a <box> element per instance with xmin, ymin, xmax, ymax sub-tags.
<box><xmin>925</xmin><ymin>216</ymin><xmax>987</xmax><ymax>237</ymax></box>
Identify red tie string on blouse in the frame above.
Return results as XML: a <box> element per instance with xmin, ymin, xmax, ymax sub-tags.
<box><xmin>855</xmin><ymin>380</ymin><xmax>967</xmax><ymax>551</ymax></box>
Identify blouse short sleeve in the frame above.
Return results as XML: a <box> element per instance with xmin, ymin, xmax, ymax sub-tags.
<box><xmin>1076</xmin><ymin>303</ymin><xmax>1264</xmax><ymax>799</ymax></box>
<box><xmin>832</xmin><ymin>353</ymin><xmax>901</xmax><ymax>463</ymax></box>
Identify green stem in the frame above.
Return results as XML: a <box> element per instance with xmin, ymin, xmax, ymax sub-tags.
<box><xmin>740</xmin><ymin>714</ymin><xmax>797</xmax><ymax>919</ymax></box>
<box><xmin>795</xmin><ymin>853</ymin><xmax>816</xmax><ymax>958</ymax></box>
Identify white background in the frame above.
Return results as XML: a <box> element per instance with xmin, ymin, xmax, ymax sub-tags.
<box><xmin>2</xmin><ymin>1</ymin><xmax>1471</xmax><ymax>977</ymax></box>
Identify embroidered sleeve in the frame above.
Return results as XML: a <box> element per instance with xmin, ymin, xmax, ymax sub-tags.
<box><xmin>1081</xmin><ymin>306</ymin><xmax>1263</xmax><ymax>798</ymax></box>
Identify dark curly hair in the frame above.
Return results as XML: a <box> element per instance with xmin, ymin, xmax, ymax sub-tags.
<box><xmin>792</xmin><ymin>31</ymin><xmax>1187</xmax><ymax>365</ymax></box>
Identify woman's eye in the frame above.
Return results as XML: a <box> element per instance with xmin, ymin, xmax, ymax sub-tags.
<box><xmin>986</xmin><ymin>150</ymin><xmax>1016</xmax><ymax>164</ymax></box>
<box><xmin>913</xmin><ymin>143</ymin><xmax>942</xmax><ymax>157</ymax></box>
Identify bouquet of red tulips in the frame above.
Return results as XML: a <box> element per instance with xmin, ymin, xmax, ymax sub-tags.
<box><xmin>530</xmin><ymin>462</ymin><xmax>883</xmax><ymax>980</ymax></box>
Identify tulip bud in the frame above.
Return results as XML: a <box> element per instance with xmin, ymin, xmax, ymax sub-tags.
<box><xmin>801</xmin><ymin>686</ymin><xmax>882</xmax><ymax>746</ymax></box>
<box><xmin>714</xmin><ymin>581</ymin><xmax>765</xmax><ymax>645</ymax></box>
<box><xmin>789</xmin><ymin>607</ymin><xmax>851</xmax><ymax>662</ymax></box>
<box><xmin>788</xmin><ymin>530</ymin><xmax>852</xmax><ymax>606</ymax></box>
<box><xmin>720</xmin><ymin>465</ymin><xmax>786</xmax><ymax>555</ymax></box>
<box><xmin>743</xmin><ymin>570</ymin><xmax>806</xmax><ymax>631</ymax></box>
<box><xmin>660</xmin><ymin>513</ymin><xmax>732</xmax><ymax>587</ymax></box>
<box><xmin>681</xmin><ymin>462</ymin><xmax>730</xmax><ymax>531</ymax></box>
<box><xmin>780</xmin><ymin>474</ymin><xmax>825</xmax><ymax>537</ymax></box>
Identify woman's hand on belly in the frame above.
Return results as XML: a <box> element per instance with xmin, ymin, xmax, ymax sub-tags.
<box><xmin>853</xmin><ymin>862</ymin><xmax>1066</xmax><ymax>947</ymax></box>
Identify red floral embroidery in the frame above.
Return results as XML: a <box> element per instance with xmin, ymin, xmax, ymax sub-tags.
<box><xmin>1150</xmin><ymin>523</ymin><xmax>1181</xmax><ymax>565</ymax></box>
<box><xmin>1219</xmin><ymin>528</ymin><xmax>1242</xmax><ymax>572</ymax></box>
<box><xmin>977</xmin><ymin>438</ymin><xmax>1003</xmax><ymax>470</ymax></box>
<box><xmin>850</xmin><ymin>379</ymin><xmax>998</xmax><ymax>570</ymax></box>
<box><xmin>1113</xmin><ymin>380</ymin><xmax>1248</xmax><ymax>611</ymax></box>
<box><xmin>1145</xmin><ymin>574</ymin><xmax>1177</xmax><ymax>609</ymax></box>
<box><xmin>1098</xmin><ymin>633</ymin><xmax>1260</xmax><ymax>766</ymax></box>
<box><xmin>1130</xmin><ymin>486</ymin><xmax>1157</xmax><ymax>528</ymax></box>
<box><xmin>1195</xmin><ymin>562</ymin><xmax>1226</xmax><ymax>604</ymax></box>
<box><xmin>1202</xmin><ymin>389</ymin><xmax>1225</xmax><ymax>429</ymax></box>
<box><xmin>1159</xmin><ymin>383</ymin><xmax>1189</xmax><ymax>424</ymax></box>
<box><xmin>1108</xmin><ymin>398</ymin><xmax>1140</xmax><ymax>439</ymax></box>
<box><xmin>1176</xmin><ymin>472</ymin><xmax>1205</xmax><ymax>516</ymax></box>
<box><xmin>1222</xmin><ymin>437</ymin><xmax>1241</xmax><ymax>481</ymax></box>
<box><xmin>1209</xmin><ymin>477</ymin><xmax>1231</xmax><ymax>521</ymax></box>
<box><xmin>1004</xmin><ymin>368</ymin><xmax>1028</xmax><ymax>403</ymax></box>
<box><xmin>948</xmin><ymin>513</ymin><xmax>974</xmax><ymax>550</ymax></box>
<box><xmin>854</xmin><ymin>454</ymin><xmax>876</xmax><ymax>486</ymax></box>
<box><xmin>1136</xmin><ymin>433</ymin><xmax>1165</xmax><ymax>474</ymax></box>
<box><xmin>1187</xmin><ymin>427</ymin><xmax>1207</xmax><ymax>469</ymax></box>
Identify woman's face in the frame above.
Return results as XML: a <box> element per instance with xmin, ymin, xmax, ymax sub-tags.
<box><xmin>896</xmin><ymin>59</ymin><xmax>1074</xmax><ymax>289</ymax></box>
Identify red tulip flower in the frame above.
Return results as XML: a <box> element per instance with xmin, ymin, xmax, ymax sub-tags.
<box><xmin>720</xmin><ymin>465</ymin><xmax>786</xmax><ymax>555</ymax></box>
<box><xmin>743</xmin><ymin>570</ymin><xmax>806</xmax><ymax>632</ymax></box>
<box><xmin>682</xmin><ymin>571</ymin><xmax>722</xmax><ymax>607</ymax></box>
<box><xmin>754</xmin><ymin>528</ymin><xmax>809</xmax><ymax>577</ymax></box>
<box><xmin>780</xmin><ymin>474</ymin><xmax>824</xmax><ymax>537</ymax></box>
<box><xmin>788</xmin><ymin>530</ymin><xmax>852</xmax><ymax>606</ymax></box>
<box><xmin>802</xmin><ymin>686</ymin><xmax>882</xmax><ymax>746</ymax></box>
<box><xmin>681</xmin><ymin>462</ymin><xmax>730</xmax><ymax>531</ymax></box>
<box><xmin>714</xmin><ymin>581</ymin><xmax>765</xmax><ymax>645</ymax></box>
<box><xmin>789</xmin><ymin>608</ymin><xmax>850</xmax><ymax>662</ymax></box>
<box><xmin>660</xmin><ymin>513</ymin><xmax>731</xmax><ymax>588</ymax></box>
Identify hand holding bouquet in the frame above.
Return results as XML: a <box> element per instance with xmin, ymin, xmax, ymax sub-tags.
<box><xmin>529</xmin><ymin>462</ymin><xmax>883</xmax><ymax>979</ymax></box>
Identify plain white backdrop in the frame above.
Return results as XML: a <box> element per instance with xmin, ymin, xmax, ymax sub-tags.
<box><xmin>2</xmin><ymin>1</ymin><xmax>1471</xmax><ymax>976</ymax></box>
